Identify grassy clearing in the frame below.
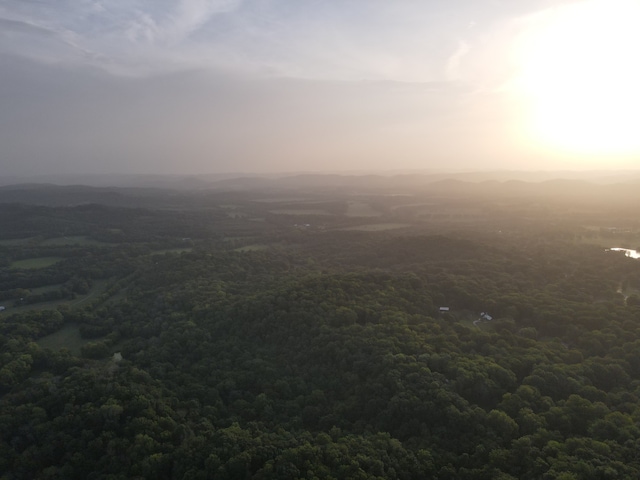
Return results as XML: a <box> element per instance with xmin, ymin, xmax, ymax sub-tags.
<box><xmin>455</xmin><ymin>310</ymin><xmax>482</xmax><ymax>328</ymax></box>
<box><xmin>390</xmin><ymin>203</ymin><xmax>437</xmax><ymax>212</ymax></box>
<box><xmin>41</xmin><ymin>236</ymin><xmax>111</xmax><ymax>247</ymax></box>
<box><xmin>29</xmin><ymin>284</ymin><xmax>64</xmax><ymax>295</ymax></box>
<box><xmin>150</xmin><ymin>247</ymin><xmax>193</xmax><ymax>255</ymax></box>
<box><xmin>269</xmin><ymin>209</ymin><xmax>333</xmax><ymax>216</ymax></box>
<box><xmin>104</xmin><ymin>288</ymin><xmax>128</xmax><ymax>305</ymax></box>
<box><xmin>618</xmin><ymin>285</ymin><xmax>640</xmax><ymax>301</ymax></box>
<box><xmin>3</xmin><ymin>299</ymin><xmax>67</xmax><ymax>313</ymax></box>
<box><xmin>4</xmin><ymin>283</ymin><xmax>62</xmax><ymax>306</ymax></box>
<box><xmin>234</xmin><ymin>244</ymin><xmax>268</xmax><ymax>252</ymax></box>
<box><xmin>10</xmin><ymin>257</ymin><xmax>64</xmax><ymax>270</ymax></box>
<box><xmin>224</xmin><ymin>236</ymin><xmax>256</xmax><ymax>241</ymax></box>
<box><xmin>36</xmin><ymin>324</ymin><xmax>90</xmax><ymax>355</ymax></box>
<box><xmin>227</xmin><ymin>212</ymin><xmax>248</xmax><ymax>218</ymax></box>
<box><xmin>256</xmin><ymin>198</ymin><xmax>308</xmax><ymax>203</ymax></box>
<box><xmin>69</xmin><ymin>279</ymin><xmax>110</xmax><ymax>308</ymax></box>
<box><xmin>0</xmin><ymin>238</ymin><xmax>36</xmax><ymax>246</ymax></box>
<box><xmin>339</xmin><ymin>223</ymin><xmax>410</xmax><ymax>232</ymax></box>
<box><xmin>5</xmin><ymin>279</ymin><xmax>111</xmax><ymax>313</ymax></box>
<box><xmin>576</xmin><ymin>232</ymin><xmax>640</xmax><ymax>248</ymax></box>
<box><xmin>345</xmin><ymin>202</ymin><xmax>382</xmax><ymax>217</ymax></box>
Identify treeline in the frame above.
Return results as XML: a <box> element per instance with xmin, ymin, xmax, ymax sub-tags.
<box><xmin>0</xmin><ymin>203</ymin><xmax>235</xmax><ymax>244</ymax></box>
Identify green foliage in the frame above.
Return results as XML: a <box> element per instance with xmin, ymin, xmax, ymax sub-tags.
<box><xmin>2</xmin><ymin>195</ymin><xmax>640</xmax><ymax>478</ymax></box>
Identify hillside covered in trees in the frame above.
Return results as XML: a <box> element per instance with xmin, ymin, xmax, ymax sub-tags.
<box><xmin>1</xmin><ymin>180</ymin><xmax>640</xmax><ymax>479</ymax></box>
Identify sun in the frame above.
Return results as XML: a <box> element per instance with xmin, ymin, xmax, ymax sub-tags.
<box><xmin>514</xmin><ymin>0</ymin><xmax>640</xmax><ymax>159</ymax></box>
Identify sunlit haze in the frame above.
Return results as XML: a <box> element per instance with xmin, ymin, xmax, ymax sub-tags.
<box><xmin>514</xmin><ymin>0</ymin><xmax>640</xmax><ymax>161</ymax></box>
<box><xmin>1</xmin><ymin>0</ymin><xmax>639</xmax><ymax>176</ymax></box>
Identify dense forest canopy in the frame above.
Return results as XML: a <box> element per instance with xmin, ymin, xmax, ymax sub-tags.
<box><xmin>1</xmin><ymin>180</ymin><xmax>640</xmax><ymax>479</ymax></box>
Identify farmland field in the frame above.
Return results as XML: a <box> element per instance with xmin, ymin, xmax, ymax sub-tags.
<box><xmin>0</xmin><ymin>237</ymin><xmax>36</xmax><ymax>246</ymax></box>
<box><xmin>256</xmin><ymin>197</ymin><xmax>307</xmax><ymax>203</ymax></box>
<box><xmin>345</xmin><ymin>201</ymin><xmax>382</xmax><ymax>217</ymax></box>
<box><xmin>226</xmin><ymin>212</ymin><xmax>248</xmax><ymax>218</ymax></box>
<box><xmin>339</xmin><ymin>223</ymin><xmax>411</xmax><ymax>231</ymax></box>
<box><xmin>40</xmin><ymin>236</ymin><xmax>111</xmax><ymax>246</ymax></box>
<box><xmin>150</xmin><ymin>247</ymin><xmax>193</xmax><ymax>255</ymax></box>
<box><xmin>269</xmin><ymin>209</ymin><xmax>333</xmax><ymax>215</ymax></box>
<box><xmin>4</xmin><ymin>279</ymin><xmax>111</xmax><ymax>313</ymax></box>
<box><xmin>234</xmin><ymin>244</ymin><xmax>268</xmax><ymax>252</ymax></box>
<box><xmin>10</xmin><ymin>257</ymin><xmax>63</xmax><ymax>269</ymax></box>
<box><xmin>29</xmin><ymin>284</ymin><xmax>64</xmax><ymax>294</ymax></box>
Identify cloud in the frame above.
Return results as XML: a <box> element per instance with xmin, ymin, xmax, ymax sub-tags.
<box><xmin>445</xmin><ymin>41</ymin><xmax>471</xmax><ymax>81</ymax></box>
<box><xmin>0</xmin><ymin>0</ymin><xmax>587</xmax><ymax>79</ymax></box>
<box><xmin>123</xmin><ymin>0</ymin><xmax>243</xmax><ymax>46</ymax></box>
<box><xmin>0</xmin><ymin>1</ymin><xmax>480</xmax><ymax>81</ymax></box>
<box><xmin>0</xmin><ymin>17</ymin><xmax>59</xmax><ymax>37</ymax></box>
<box><xmin>0</xmin><ymin>16</ymin><xmax>97</xmax><ymax>61</ymax></box>
<box><xmin>0</xmin><ymin>0</ymin><xmax>245</xmax><ymax>75</ymax></box>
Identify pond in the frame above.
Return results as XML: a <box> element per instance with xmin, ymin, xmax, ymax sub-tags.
<box><xmin>608</xmin><ymin>248</ymin><xmax>640</xmax><ymax>259</ymax></box>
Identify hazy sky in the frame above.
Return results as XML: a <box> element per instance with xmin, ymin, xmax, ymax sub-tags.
<box><xmin>2</xmin><ymin>0</ymin><xmax>639</xmax><ymax>176</ymax></box>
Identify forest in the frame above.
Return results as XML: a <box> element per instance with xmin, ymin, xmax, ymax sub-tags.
<box><xmin>1</xmin><ymin>178</ymin><xmax>640</xmax><ymax>479</ymax></box>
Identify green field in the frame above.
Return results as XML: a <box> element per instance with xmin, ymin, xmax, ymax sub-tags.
<box><xmin>150</xmin><ymin>247</ymin><xmax>193</xmax><ymax>255</ymax></box>
<box><xmin>40</xmin><ymin>236</ymin><xmax>111</xmax><ymax>246</ymax></box>
<box><xmin>36</xmin><ymin>324</ymin><xmax>90</xmax><ymax>355</ymax></box>
<box><xmin>234</xmin><ymin>244</ymin><xmax>268</xmax><ymax>252</ymax></box>
<box><xmin>10</xmin><ymin>257</ymin><xmax>63</xmax><ymax>269</ymax></box>
<box><xmin>345</xmin><ymin>202</ymin><xmax>382</xmax><ymax>217</ymax></box>
<box><xmin>1</xmin><ymin>284</ymin><xmax>63</xmax><ymax>307</ymax></box>
<box><xmin>5</xmin><ymin>279</ymin><xmax>111</xmax><ymax>313</ymax></box>
<box><xmin>3</xmin><ymin>299</ymin><xmax>67</xmax><ymax>313</ymax></box>
<box><xmin>269</xmin><ymin>209</ymin><xmax>333</xmax><ymax>216</ymax></box>
<box><xmin>0</xmin><ymin>237</ymin><xmax>37</xmax><ymax>246</ymax></box>
<box><xmin>256</xmin><ymin>197</ymin><xmax>307</xmax><ymax>203</ymax></box>
<box><xmin>104</xmin><ymin>288</ymin><xmax>128</xmax><ymax>306</ymax></box>
<box><xmin>339</xmin><ymin>223</ymin><xmax>410</xmax><ymax>231</ymax></box>
<box><xmin>69</xmin><ymin>279</ymin><xmax>111</xmax><ymax>308</ymax></box>
<box><xmin>29</xmin><ymin>284</ymin><xmax>64</xmax><ymax>295</ymax></box>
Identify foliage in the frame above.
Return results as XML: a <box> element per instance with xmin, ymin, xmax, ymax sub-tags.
<box><xmin>1</xmin><ymin>190</ymin><xmax>640</xmax><ymax>478</ymax></box>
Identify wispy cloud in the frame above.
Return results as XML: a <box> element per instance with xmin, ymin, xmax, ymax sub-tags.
<box><xmin>0</xmin><ymin>0</ymin><xmax>245</xmax><ymax>74</ymax></box>
<box><xmin>0</xmin><ymin>0</ymin><xmax>583</xmax><ymax>82</ymax></box>
<box><xmin>445</xmin><ymin>41</ymin><xmax>471</xmax><ymax>81</ymax></box>
<box><xmin>0</xmin><ymin>1</ymin><xmax>469</xmax><ymax>80</ymax></box>
<box><xmin>122</xmin><ymin>0</ymin><xmax>243</xmax><ymax>46</ymax></box>
<box><xmin>0</xmin><ymin>15</ymin><xmax>104</xmax><ymax>64</ymax></box>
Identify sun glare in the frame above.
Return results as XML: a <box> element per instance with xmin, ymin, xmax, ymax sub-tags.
<box><xmin>514</xmin><ymin>0</ymin><xmax>640</xmax><ymax>159</ymax></box>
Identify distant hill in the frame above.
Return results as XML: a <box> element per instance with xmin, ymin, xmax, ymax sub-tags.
<box><xmin>3</xmin><ymin>170</ymin><xmax>640</xmax><ymax>190</ymax></box>
<box><xmin>2</xmin><ymin>173</ymin><xmax>640</xmax><ymax>208</ymax></box>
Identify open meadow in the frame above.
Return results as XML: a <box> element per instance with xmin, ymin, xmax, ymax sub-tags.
<box><xmin>10</xmin><ymin>257</ymin><xmax>63</xmax><ymax>269</ymax></box>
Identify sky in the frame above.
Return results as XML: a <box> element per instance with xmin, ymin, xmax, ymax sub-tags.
<box><xmin>1</xmin><ymin>0</ymin><xmax>639</xmax><ymax>176</ymax></box>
